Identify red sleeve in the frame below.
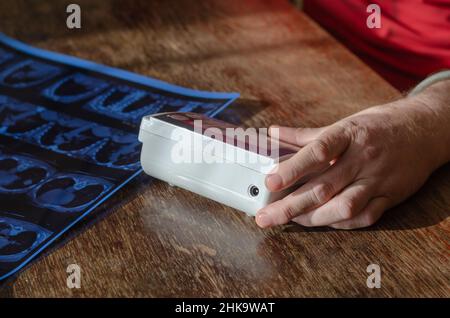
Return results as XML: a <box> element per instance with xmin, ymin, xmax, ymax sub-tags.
<box><xmin>304</xmin><ymin>0</ymin><xmax>450</xmax><ymax>91</ymax></box>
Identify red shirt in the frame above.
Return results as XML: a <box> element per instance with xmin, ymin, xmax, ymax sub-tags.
<box><xmin>304</xmin><ymin>0</ymin><xmax>450</xmax><ymax>91</ymax></box>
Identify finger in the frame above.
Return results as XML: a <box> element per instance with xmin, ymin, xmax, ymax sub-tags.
<box><xmin>293</xmin><ymin>179</ymin><xmax>373</xmax><ymax>227</ymax></box>
<box><xmin>329</xmin><ymin>196</ymin><xmax>389</xmax><ymax>230</ymax></box>
<box><xmin>269</xmin><ymin>126</ymin><xmax>328</xmax><ymax>146</ymax></box>
<box><xmin>256</xmin><ymin>157</ymin><xmax>358</xmax><ymax>228</ymax></box>
<box><xmin>266</xmin><ymin>124</ymin><xmax>350</xmax><ymax>191</ymax></box>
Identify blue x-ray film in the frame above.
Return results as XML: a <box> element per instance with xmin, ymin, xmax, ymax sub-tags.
<box><xmin>0</xmin><ymin>33</ymin><xmax>239</xmax><ymax>281</ymax></box>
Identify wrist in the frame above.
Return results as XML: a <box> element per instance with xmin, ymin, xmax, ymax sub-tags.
<box><xmin>408</xmin><ymin>80</ymin><xmax>450</xmax><ymax>170</ymax></box>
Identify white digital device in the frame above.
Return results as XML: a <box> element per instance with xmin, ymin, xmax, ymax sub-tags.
<box><xmin>138</xmin><ymin>112</ymin><xmax>302</xmax><ymax>216</ymax></box>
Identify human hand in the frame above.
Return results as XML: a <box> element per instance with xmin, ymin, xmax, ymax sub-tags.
<box><xmin>255</xmin><ymin>93</ymin><xmax>449</xmax><ymax>229</ymax></box>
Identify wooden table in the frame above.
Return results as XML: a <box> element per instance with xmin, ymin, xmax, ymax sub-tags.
<box><xmin>0</xmin><ymin>0</ymin><xmax>448</xmax><ymax>297</ymax></box>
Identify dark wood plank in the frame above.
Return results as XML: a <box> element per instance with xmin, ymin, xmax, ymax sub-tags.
<box><xmin>0</xmin><ymin>0</ymin><xmax>448</xmax><ymax>297</ymax></box>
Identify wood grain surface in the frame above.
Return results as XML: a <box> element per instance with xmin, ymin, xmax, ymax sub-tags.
<box><xmin>0</xmin><ymin>0</ymin><xmax>448</xmax><ymax>297</ymax></box>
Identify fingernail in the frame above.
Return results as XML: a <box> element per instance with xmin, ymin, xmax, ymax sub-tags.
<box><xmin>266</xmin><ymin>174</ymin><xmax>282</xmax><ymax>190</ymax></box>
<box><xmin>256</xmin><ymin>211</ymin><xmax>273</xmax><ymax>228</ymax></box>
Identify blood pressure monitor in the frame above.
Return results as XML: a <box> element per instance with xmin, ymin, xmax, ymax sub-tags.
<box><xmin>138</xmin><ymin>112</ymin><xmax>302</xmax><ymax>216</ymax></box>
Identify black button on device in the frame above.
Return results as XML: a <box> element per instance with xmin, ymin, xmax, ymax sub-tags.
<box><xmin>249</xmin><ymin>185</ymin><xmax>259</xmax><ymax>197</ymax></box>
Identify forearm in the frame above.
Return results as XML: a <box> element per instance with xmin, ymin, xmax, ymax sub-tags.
<box><xmin>409</xmin><ymin>79</ymin><xmax>450</xmax><ymax>169</ymax></box>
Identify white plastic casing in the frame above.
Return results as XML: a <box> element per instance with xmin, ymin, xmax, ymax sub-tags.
<box><xmin>138</xmin><ymin>112</ymin><xmax>299</xmax><ymax>216</ymax></box>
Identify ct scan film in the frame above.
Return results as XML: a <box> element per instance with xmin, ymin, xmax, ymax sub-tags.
<box><xmin>0</xmin><ymin>34</ymin><xmax>238</xmax><ymax>280</ymax></box>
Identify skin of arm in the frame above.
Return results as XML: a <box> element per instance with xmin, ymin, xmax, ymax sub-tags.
<box><xmin>256</xmin><ymin>79</ymin><xmax>450</xmax><ymax>229</ymax></box>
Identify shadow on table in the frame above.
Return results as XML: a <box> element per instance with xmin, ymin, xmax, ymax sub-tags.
<box><xmin>281</xmin><ymin>164</ymin><xmax>450</xmax><ymax>233</ymax></box>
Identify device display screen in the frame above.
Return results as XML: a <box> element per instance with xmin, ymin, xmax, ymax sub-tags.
<box><xmin>154</xmin><ymin>112</ymin><xmax>299</xmax><ymax>158</ymax></box>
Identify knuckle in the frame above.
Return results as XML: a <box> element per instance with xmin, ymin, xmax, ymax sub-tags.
<box><xmin>356</xmin><ymin>127</ymin><xmax>376</xmax><ymax>146</ymax></box>
<box><xmin>344</xmin><ymin>120</ymin><xmax>361</xmax><ymax>137</ymax></box>
<box><xmin>281</xmin><ymin>204</ymin><xmax>297</xmax><ymax>222</ymax></box>
<box><xmin>311</xmin><ymin>182</ymin><xmax>335</xmax><ymax>204</ymax></box>
<box><xmin>346</xmin><ymin>120</ymin><xmax>359</xmax><ymax>129</ymax></box>
<box><xmin>310</xmin><ymin>139</ymin><xmax>330</xmax><ymax>162</ymax></box>
<box><xmin>346</xmin><ymin>120</ymin><xmax>370</xmax><ymax>142</ymax></box>
<box><xmin>283</xmin><ymin>161</ymin><xmax>302</xmax><ymax>183</ymax></box>
<box><xmin>343</xmin><ymin>120</ymin><xmax>382</xmax><ymax>161</ymax></box>
<box><xmin>363</xmin><ymin>145</ymin><xmax>382</xmax><ymax>161</ymax></box>
<box><xmin>339</xmin><ymin>199</ymin><xmax>357</xmax><ymax>220</ymax></box>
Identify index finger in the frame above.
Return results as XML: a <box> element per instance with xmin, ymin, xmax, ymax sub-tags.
<box><xmin>269</xmin><ymin>125</ymin><xmax>328</xmax><ymax>146</ymax></box>
<box><xmin>266</xmin><ymin>124</ymin><xmax>350</xmax><ymax>191</ymax></box>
